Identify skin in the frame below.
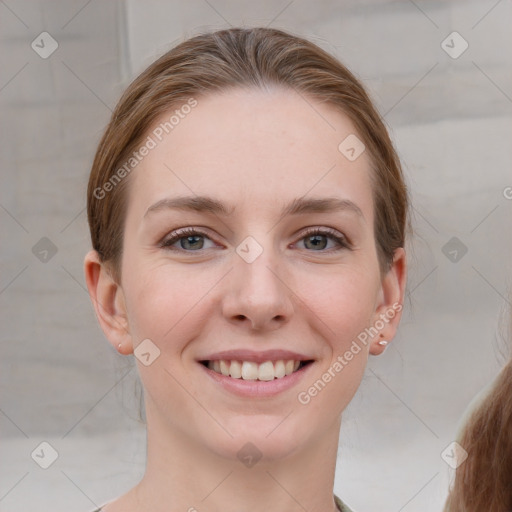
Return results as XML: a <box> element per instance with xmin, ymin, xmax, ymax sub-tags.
<box><xmin>85</xmin><ymin>87</ymin><xmax>406</xmax><ymax>512</ymax></box>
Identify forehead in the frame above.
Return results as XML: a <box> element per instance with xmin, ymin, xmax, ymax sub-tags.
<box><xmin>126</xmin><ymin>87</ymin><xmax>374</xmax><ymax>221</ymax></box>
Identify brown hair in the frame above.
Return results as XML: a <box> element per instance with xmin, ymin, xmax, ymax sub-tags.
<box><xmin>443</xmin><ymin>359</ymin><xmax>512</xmax><ymax>511</ymax></box>
<box><xmin>87</xmin><ymin>27</ymin><xmax>410</xmax><ymax>281</ymax></box>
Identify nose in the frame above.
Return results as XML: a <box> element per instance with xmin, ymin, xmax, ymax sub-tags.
<box><xmin>221</xmin><ymin>243</ymin><xmax>294</xmax><ymax>331</ymax></box>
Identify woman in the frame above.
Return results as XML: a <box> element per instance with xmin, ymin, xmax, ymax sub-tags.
<box><xmin>84</xmin><ymin>27</ymin><xmax>409</xmax><ymax>512</ymax></box>
<box><xmin>443</xmin><ymin>352</ymin><xmax>512</xmax><ymax>510</ymax></box>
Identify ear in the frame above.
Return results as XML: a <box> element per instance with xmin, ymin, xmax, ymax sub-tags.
<box><xmin>369</xmin><ymin>247</ymin><xmax>407</xmax><ymax>356</ymax></box>
<box><xmin>84</xmin><ymin>250</ymin><xmax>133</xmax><ymax>355</ymax></box>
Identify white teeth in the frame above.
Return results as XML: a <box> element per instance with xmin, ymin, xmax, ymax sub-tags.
<box><xmin>274</xmin><ymin>360</ymin><xmax>286</xmax><ymax>378</ymax></box>
<box><xmin>219</xmin><ymin>360</ymin><xmax>230</xmax><ymax>377</ymax></box>
<box><xmin>258</xmin><ymin>361</ymin><xmax>275</xmax><ymax>381</ymax></box>
<box><xmin>241</xmin><ymin>361</ymin><xmax>258</xmax><ymax>380</ymax></box>
<box><xmin>229</xmin><ymin>360</ymin><xmax>242</xmax><ymax>378</ymax></box>
<box><xmin>206</xmin><ymin>359</ymin><xmax>306</xmax><ymax>380</ymax></box>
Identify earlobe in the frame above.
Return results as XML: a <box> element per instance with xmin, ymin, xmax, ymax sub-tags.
<box><xmin>83</xmin><ymin>250</ymin><xmax>133</xmax><ymax>354</ymax></box>
<box><xmin>369</xmin><ymin>247</ymin><xmax>407</xmax><ymax>356</ymax></box>
<box><xmin>370</xmin><ymin>336</ymin><xmax>390</xmax><ymax>356</ymax></box>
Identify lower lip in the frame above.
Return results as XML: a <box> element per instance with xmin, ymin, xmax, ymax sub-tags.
<box><xmin>198</xmin><ymin>361</ymin><xmax>315</xmax><ymax>398</ymax></box>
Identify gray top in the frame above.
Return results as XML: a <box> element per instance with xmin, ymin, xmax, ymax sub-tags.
<box><xmin>334</xmin><ymin>493</ymin><xmax>355</xmax><ymax>511</ymax></box>
<box><xmin>91</xmin><ymin>494</ymin><xmax>353</xmax><ymax>511</ymax></box>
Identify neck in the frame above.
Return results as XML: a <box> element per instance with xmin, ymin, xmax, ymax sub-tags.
<box><xmin>130</xmin><ymin>402</ymin><xmax>342</xmax><ymax>512</ymax></box>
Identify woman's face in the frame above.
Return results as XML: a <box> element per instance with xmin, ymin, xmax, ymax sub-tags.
<box><xmin>103</xmin><ymin>87</ymin><xmax>404</xmax><ymax>461</ymax></box>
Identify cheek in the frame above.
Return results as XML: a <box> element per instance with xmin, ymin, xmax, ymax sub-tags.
<box><xmin>316</xmin><ymin>270</ymin><xmax>380</xmax><ymax>405</ymax></box>
<box><xmin>123</xmin><ymin>257</ymin><xmax>380</xmax><ymax>345</ymax></box>
<box><xmin>299</xmin><ymin>265</ymin><xmax>379</xmax><ymax>343</ymax></box>
<box><xmin>122</xmin><ymin>261</ymin><xmax>214</xmax><ymax>346</ymax></box>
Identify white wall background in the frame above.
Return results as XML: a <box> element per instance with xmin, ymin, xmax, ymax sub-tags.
<box><xmin>1</xmin><ymin>1</ymin><xmax>511</xmax><ymax>511</ymax></box>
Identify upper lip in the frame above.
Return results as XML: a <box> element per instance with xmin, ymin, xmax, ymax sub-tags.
<box><xmin>198</xmin><ymin>349</ymin><xmax>315</xmax><ymax>364</ymax></box>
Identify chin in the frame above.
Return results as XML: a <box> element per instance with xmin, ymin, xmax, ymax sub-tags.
<box><xmin>204</xmin><ymin>416</ymin><xmax>312</xmax><ymax>463</ymax></box>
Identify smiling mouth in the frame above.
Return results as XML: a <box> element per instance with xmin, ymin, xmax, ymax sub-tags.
<box><xmin>199</xmin><ymin>359</ymin><xmax>314</xmax><ymax>381</ymax></box>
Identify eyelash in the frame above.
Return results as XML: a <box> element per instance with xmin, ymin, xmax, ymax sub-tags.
<box><xmin>159</xmin><ymin>227</ymin><xmax>352</xmax><ymax>253</ymax></box>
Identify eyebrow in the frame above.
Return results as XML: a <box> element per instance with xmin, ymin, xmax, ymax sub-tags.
<box><xmin>144</xmin><ymin>195</ymin><xmax>364</xmax><ymax>220</ymax></box>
